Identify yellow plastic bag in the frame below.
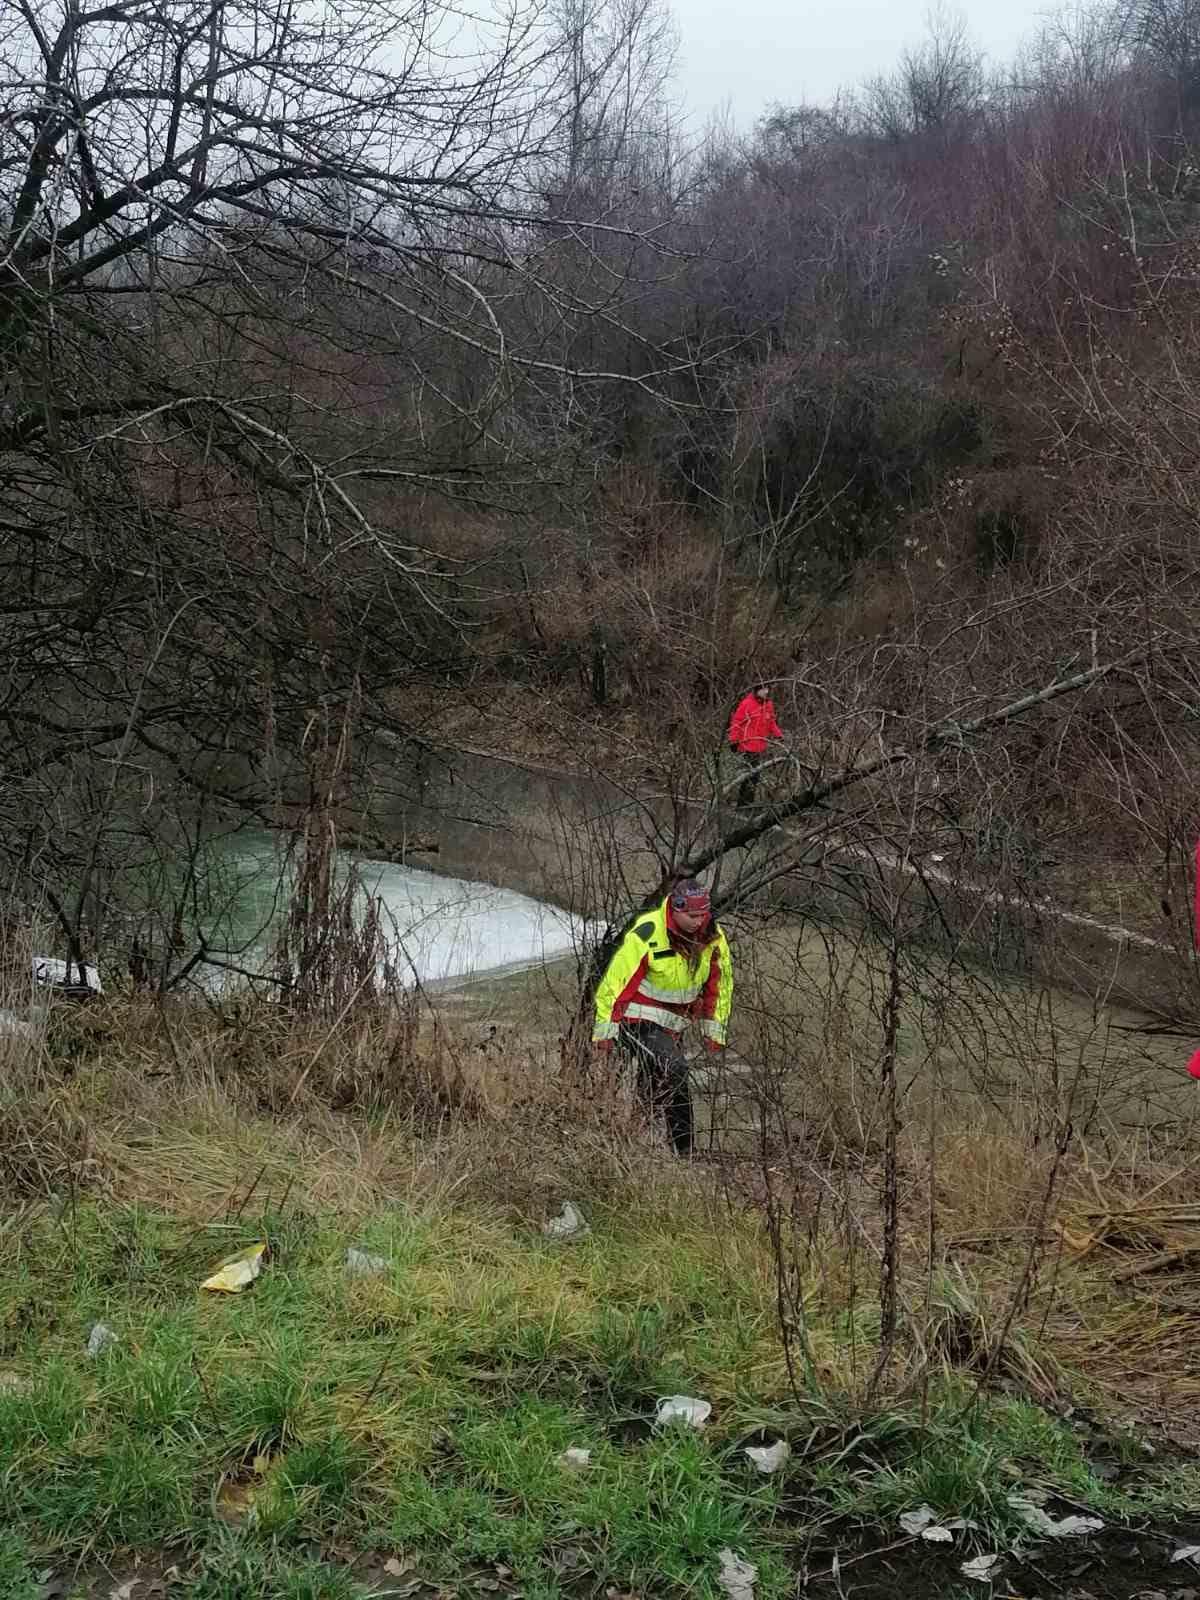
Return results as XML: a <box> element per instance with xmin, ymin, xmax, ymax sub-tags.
<box><xmin>201</xmin><ymin>1241</ymin><xmax>267</xmax><ymax>1294</ymax></box>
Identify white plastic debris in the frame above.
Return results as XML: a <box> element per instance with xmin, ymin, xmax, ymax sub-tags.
<box><xmin>744</xmin><ymin>1440</ymin><xmax>790</xmax><ymax>1475</ymax></box>
<box><xmin>960</xmin><ymin>1553</ymin><xmax>1001</xmax><ymax>1583</ymax></box>
<box><xmin>1005</xmin><ymin>1496</ymin><xmax>1056</xmax><ymax>1536</ymax></box>
<box><xmin>655</xmin><ymin>1395</ymin><xmax>712</xmax><ymax>1428</ymax></box>
<box><xmin>542</xmin><ymin>1202</ymin><xmax>590</xmax><ymax>1241</ymax></box>
<box><xmin>899</xmin><ymin>1506</ymin><xmax>937</xmax><ymax>1535</ymax></box>
<box><xmin>0</xmin><ymin>1009</ymin><xmax>37</xmax><ymax>1041</ymax></box>
<box><xmin>716</xmin><ymin>1549</ymin><xmax>756</xmax><ymax>1600</ymax></box>
<box><xmin>556</xmin><ymin>1448</ymin><xmax>591</xmax><ymax>1471</ymax></box>
<box><xmin>32</xmin><ymin>956</ymin><xmax>102</xmax><ymax>994</ymax></box>
<box><xmin>1006</xmin><ymin>1494</ymin><xmax>1103</xmax><ymax>1538</ymax></box>
<box><xmin>899</xmin><ymin>1505</ymin><xmax>956</xmax><ymax>1542</ymax></box>
<box><xmin>345</xmin><ymin>1247</ymin><xmax>389</xmax><ymax>1276</ymax></box>
<box><xmin>86</xmin><ymin>1322</ymin><xmax>117</xmax><ymax>1358</ymax></box>
<box><xmin>1048</xmin><ymin>1515</ymin><xmax>1104</xmax><ymax>1537</ymax></box>
<box><xmin>1172</xmin><ymin>1546</ymin><xmax>1200</xmax><ymax>1564</ymax></box>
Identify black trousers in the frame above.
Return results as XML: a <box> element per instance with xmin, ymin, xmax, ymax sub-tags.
<box><xmin>734</xmin><ymin>749</ymin><xmax>766</xmax><ymax>809</ymax></box>
<box><xmin>618</xmin><ymin>1021</ymin><xmax>694</xmax><ymax>1155</ymax></box>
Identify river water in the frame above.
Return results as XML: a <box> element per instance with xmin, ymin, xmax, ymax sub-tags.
<box><xmin>193</xmin><ymin>830</ymin><xmax>587</xmax><ymax>991</ymax></box>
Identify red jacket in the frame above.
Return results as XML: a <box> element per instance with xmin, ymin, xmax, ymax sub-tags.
<box><xmin>728</xmin><ymin>693</ymin><xmax>783</xmax><ymax>755</ymax></box>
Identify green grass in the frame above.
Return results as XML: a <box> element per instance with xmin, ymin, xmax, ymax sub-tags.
<box><xmin>0</xmin><ymin>1194</ymin><xmax>1193</xmax><ymax>1600</ymax></box>
<box><xmin>0</xmin><ymin>1195</ymin><xmax>791</xmax><ymax>1598</ymax></box>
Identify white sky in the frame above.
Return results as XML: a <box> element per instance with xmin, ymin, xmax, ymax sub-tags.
<box><xmin>670</xmin><ymin>0</ymin><xmax>1055</xmax><ymax>127</ymax></box>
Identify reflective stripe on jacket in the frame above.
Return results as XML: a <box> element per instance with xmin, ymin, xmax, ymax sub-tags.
<box><xmin>593</xmin><ymin>897</ymin><xmax>733</xmax><ymax>1045</ymax></box>
<box><xmin>728</xmin><ymin>693</ymin><xmax>782</xmax><ymax>755</ymax></box>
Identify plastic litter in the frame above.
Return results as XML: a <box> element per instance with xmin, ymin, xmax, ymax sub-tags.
<box><xmin>32</xmin><ymin>956</ymin><xmax>102</xmax><ymax>994</ymax></box>
<box><xmin>556</xmin><ymin>1448</ymin><xmax>592</xmax><ymax>1471</ymax></box>
<box><xmin>86</xmin><ymin>1322</ymin><xmax>117</xmax><ymax>1357</ymax></box>
<box><xmin>655</xmin><ymin>1395</ymin><xmax>711</xmax><ymax>1428</ymax></box>
<box><xmin>201</xmin><ymin>1241</ymin><xmax>266</xmax><ymax>1293</ymax></box>
<box><xmin>1047</xmin><ymin>1514</ymin><xmax>1104</xmax><ymax>1537</ymax></box>
<box><xmin>898</xmin><ymin>1505</ymin><xmax>957</xmax><ymax>1542</ymax></box>
<box><xmin>1006</xmin><ymin>1493</ymin><xmax>1103</xmax><ymax>1538</ymax></box>
<box><xmin>716</xmin><ymin>1549</ymin><xmax>756</xmax><ymax>1600</ymax></box>
<box><xmin>744</xmin><ymin>1440</ymin><xmax>790</xmax><ymax>1475</ymax></box>
<box><xmin>960</xmin><ymin>1554</ymin><xmax>1000</xmax><ymax>1583</ymax></box>
<box><xmin>345</xmin><ymin>1247</ymin><xmax>389</xmax><ymax>1276</ymax></box>
<box><xmin>0</xmin><ymin>1009</ymin><xmax>37</xmax><ymax>1040</ymax></box>
<box><xmin>899</xmin><ymin>1505</ymin><xmax>936</xmax><ymax>1535</ymax></box>
<box><xmin>542</xmin><ymin>1202</ymin><xmax>590</xmax><ymax>1241</ymax></box>
<box><xmin>1172</xmin><ymin>1546</ymin><xmax>1200</xmax><ymax>1564</ymax></box>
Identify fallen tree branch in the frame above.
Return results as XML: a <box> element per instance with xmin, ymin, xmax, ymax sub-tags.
<box><xmin>684</xmin><ymin>644</ymin><xmax>1163</xmax><ymax>881</ymax></box>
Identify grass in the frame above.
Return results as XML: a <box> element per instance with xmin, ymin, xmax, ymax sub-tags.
<box><xmin>0</xmin><ymin>1179</ymin><xmax>1197</xmax><ymax>1600</ymax></box>
<box><xmin>0</xmin><ymin>1186</ymin><xmax>794</xmax><ymax>1591</ymax></box>
<box><xmin>0</xmin><ymin>989</ymin><xmax>1198</xmax><ymax>1600</ymax></box>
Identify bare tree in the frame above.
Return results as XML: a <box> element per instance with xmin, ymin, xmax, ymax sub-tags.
<box><xmin>859</xmin><ymin>7</ymin><xmax>986</xmax><ymax>140</ymax></box>
<box><xmin>0</xmin><ymin>0</ymin><xmax>698</xmax><ymax>961</ymax></box>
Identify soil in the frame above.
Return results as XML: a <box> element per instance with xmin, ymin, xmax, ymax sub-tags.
<box><xmin>795</xmin><ymin>1517</ymin><xmax>1200</xmax><ymax>1599</ymax></box>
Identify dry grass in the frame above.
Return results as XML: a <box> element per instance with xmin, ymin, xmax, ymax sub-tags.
<box><xmin>0</xmin><ymin>983</ymin><xmax>1199</xmax><ymax>1598</ymax></box>
<box><xmin>2</xmin><ymin>972</ymin><xmax>1199</xmax><ymax>1441</ymax></box>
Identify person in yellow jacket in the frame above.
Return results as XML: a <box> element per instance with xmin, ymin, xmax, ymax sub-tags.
<box><xmin>592</xmin><ymin>879</ymin><xmax>733</xmax><ymax>1155</ymax></box>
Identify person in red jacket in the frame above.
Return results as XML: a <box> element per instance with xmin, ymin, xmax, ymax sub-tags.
<box><xmin>727</xmin><ymin>682</ymin><xmax>784</xmax><ymax>809</ymax></box>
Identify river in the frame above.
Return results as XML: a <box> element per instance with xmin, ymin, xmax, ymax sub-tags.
<box><xmin>184</xmin><ymin>829</ymin><xmax>588</xmax><ymax>992</ymax></box>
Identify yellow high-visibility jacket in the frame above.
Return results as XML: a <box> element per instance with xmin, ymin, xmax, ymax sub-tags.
<box><xmin>593</xmin><ymin>897</ymin><xmax>733</xmax><ymax>1045</ymax></box>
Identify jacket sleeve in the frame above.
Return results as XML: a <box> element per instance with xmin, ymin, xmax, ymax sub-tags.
<box><xmin>695</xmin><ymin>929</ymin><xmax>733</xmax><ymax>1045</ymax></box>
<box><xmin>769</xmin><ymin>708</ymin><xmax>783</xmax><ymax>739</ymax></box>
<box><xmin>728</xmin><ymin>697</ymin><xmax>750</xmax><ymax>746</ymax></box>
<box><xmin>593</xmin><ymin>924</ymin><xmax>651</xmax><ymax>1041</ymax></box>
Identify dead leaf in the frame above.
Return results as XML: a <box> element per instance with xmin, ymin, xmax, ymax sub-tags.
<box><xmin>215</xmin><ymin>1478</ymin><xmax>259</xmax><ymax>1525</ymax></box>
<box><xmin>384</xmin><ymin>1559</ymin><xmax>417</xmax><ymax>1579</ymax></box>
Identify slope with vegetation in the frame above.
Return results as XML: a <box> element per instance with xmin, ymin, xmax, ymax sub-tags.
<box><xmin>5</xmin><ymin>0</ymin><xmax>1200</xmax><ymax>1594</ymax></box>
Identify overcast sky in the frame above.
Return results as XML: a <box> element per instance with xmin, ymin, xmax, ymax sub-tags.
<box><xmin>670</xmin><ymin>0</ymin><xmax>1054</xmax><ymax>127</ymax></box>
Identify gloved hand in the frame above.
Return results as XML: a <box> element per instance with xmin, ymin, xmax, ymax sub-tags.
<box><xmin>593</xmin><ymin>1039</ymin><xmax>613</xmax><ymax>1057</ymax></box>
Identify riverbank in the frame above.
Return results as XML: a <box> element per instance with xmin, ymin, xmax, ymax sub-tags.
<box><xmin>364</xmin><ymin>735</ymin><xmax>1199</xmax><ymax>1021</ymax></box>
<box><xmin>2</xmin><ymin>994</ymin><xmax>1200</xmax><ymax>1600</ymax></box>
